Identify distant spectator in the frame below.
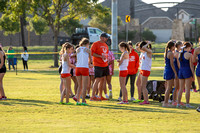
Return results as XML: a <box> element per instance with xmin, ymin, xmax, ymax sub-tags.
<box><xmin>21</xmin><ymin>47</ymin><xmax>29</xmax><ymax>71</ymax></box>
<box><xmin>7</xmin><ymin>47</ymin><xmax>15</xmax><ymax>70</ymax></box>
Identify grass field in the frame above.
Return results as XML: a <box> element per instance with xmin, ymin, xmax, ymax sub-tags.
<box><xmin>0</xmin><ymin>45</ymin><xmax>200</xmax><ymax>132</ymax></box>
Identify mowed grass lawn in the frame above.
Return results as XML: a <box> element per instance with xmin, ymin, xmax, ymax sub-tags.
<box><xmin>0</xmin><ymin>60</ymin><xmax>200</xmax><ymax>133</ymax></box>
<box><xmin>1</xmin><ymin>44</ymin><xmax>200</xmax><ymax>132</ymax></box>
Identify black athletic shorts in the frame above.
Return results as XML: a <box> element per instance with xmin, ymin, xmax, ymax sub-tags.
<box><xmin>94</xmin><ymin>66</ymin><xmax>109</xmax><ymax>78</ymax></box>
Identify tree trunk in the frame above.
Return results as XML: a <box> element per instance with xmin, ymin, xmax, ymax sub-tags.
<box><xmin>54</xmin><ymin>31</ymin><xmax>58</xmax><ymax>67</ymax></box>
<box><xmin>39</xmin><ymin>35</ymin><xmax>41</xmax><ymax>46</ymax></box>
<box><xmin>20</xmin><ymin>16</ymin><xmax>25</xmax><ymax>47</ymax></box>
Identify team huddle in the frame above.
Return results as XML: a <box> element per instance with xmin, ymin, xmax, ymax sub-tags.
<box><xmin>58</xmin><ymin>32</ymin><xmax>199</xmax><ymax>108</ymax></box>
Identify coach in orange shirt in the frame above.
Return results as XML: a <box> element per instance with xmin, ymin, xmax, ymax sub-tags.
<box><xmin>90</xmin><ymin>33</ymin><xmax>109</xmax><ymax>101</ymax></box>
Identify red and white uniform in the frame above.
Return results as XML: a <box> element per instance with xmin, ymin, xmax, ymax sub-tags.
<box><xmin>139</xmin><ymin>52</ymin><xmax>152</xmax><ymax>77</ymax></box>
<box><xmin>119</xmin><ymin>51</ymin><xmax>129</xmax><ymax>77</ymax></box>
<box><xmin>61</xmin><ymin>53</ymin><xmax>71</xmax><ymax>78</ymax></box>
<box><xmin>75</xmin><ymin>47</ymin><xmax>89</xmax><ymax>76</ymax></box>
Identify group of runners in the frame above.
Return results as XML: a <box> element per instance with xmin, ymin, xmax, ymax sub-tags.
<box><xmin>58</xmin><ymin>32</ymin><xmax>200</xmax><ymax>111</ymax></box>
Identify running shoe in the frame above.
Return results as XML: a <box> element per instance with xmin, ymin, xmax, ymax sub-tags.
<box><xmin>176</xmin><ymin>104</ymin><xmax>182</xmax><ymax>108</ymax></box>
<box><xmin>69</xmin><ymin>95</ymin><xmax>75</xmax><ymax>98</ymax></box>
<box><xmin>180</xmin><ymin>102</ymin><xmax>185</xmax><ymax>106</ymax></box>
<box><xmin>186</xmin><ymin>104</ymin><xmax>195</xmax><ymax>109</ymax></box>
<box><xmin>73</xmin><ymin>96</ymin><xmax>77</xmax><ymax>102</ymax></box>
<box><xmin>172</xmin><ymin>102</ymin><xmax>177</xmax><ymax>106</ymax></box>
<box><xmin>59</xmin><ymin>102</ymin><xmax>65</xmax><ymax>104</ymax></box>
<box><xmin>117</xmin><ymin>97</ymin><xmax>122</xmax><ymax>101</ymax></box>
<box><xmin>76</xmin><ymin>102</ymin><xmax>82</xmax><ymax>106</ymax></box>
<box><xmin>130</xmin><ymin>97</ymin><xmax>136</xmax><ymax>101</ymax></box>
<box><xmin>65</xmin><ymin>102</ymin><xmax>74</xmax><ymax>105</ymax></box>
<box><xmin>81</xmin><ymin>102</ymin><xmax>88</xmax><ymax>106</ymax></box>
<box><xmin>100</xmin><ymin>96</ymin><xmax>108</xmax><ymax>101</ymax></box>
<box><xmin>133</xmin><ymin>99</ymin><xmax>144</xmax><ymax>103</ymax></box>
<box><xmin>117</xmin><ymin>101</ymin><xmax>129</xmax><ymax>104</ymax></box>
<box><xmin>193</xmin><ymin>89</ymin><xmax>198</xmax><ymax>92</ymax></box>
<box><xmin>196</xmin><ymin>107</ymin><xmax>200</xmax><ymax>112</ymax></box>
<box><xmin>90</xmin><ymin>97</ymin><xmax>101</xmax><ymax>101</ymax></box>
<box><xmin>85</xmin><ymin>95</ymin><xmax>90</xmax><ymax>99</ymax></box>
<box><xmin>0</xmin><ymin>96</ymin><xmax>7</xmax><ymax>100</ymax></box>
<box><xmin>139</xmin><ymin>101</ymin><xmax>150</xmax><ymax>105</ymax></box>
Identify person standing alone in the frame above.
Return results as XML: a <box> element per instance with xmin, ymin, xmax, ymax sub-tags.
<box><xmin>7</xmin><ymin>47</ymin><xmax>15</xmax><ymax>71</ymax></box>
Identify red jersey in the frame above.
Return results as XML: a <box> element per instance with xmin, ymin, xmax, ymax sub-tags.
<box><xmin>91</xmin><ymin>41</ymin><xmax>109</xmax><ymax>67</ymax></box>
<box><xmin>127</xmin><ymin>49</ymin><xmax>139</xmax><ymax>75</ymax></box>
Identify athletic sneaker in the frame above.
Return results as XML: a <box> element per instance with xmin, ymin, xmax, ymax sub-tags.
<box><xmin>76</xmin><ymin>102</ymin><xmax>82</xmax><ymax>106</ymax></box>
<box><xmin>139</xmin><ymin>101</ymin><xmax>150</xmax><ymax>105</ymax></box>
<box><xmin>90</xmin><ymin>97</ymin><xmax>101</xmax><ymax>101</ymax></box>
<box><xmin>100</xmin><ymin>96</ymin><xmax>108</xmax><ymax>101</ymax></box>
<box><xmin>59</xmin><ymin>102</ymin><xmax>65</xmax><ymax>105</ymax></box>
<box><xmin>196</xmin><ymin>107</ymin><xmax>200</xmax><ymax>112</ymax></box>
<box><xmin>109</xmin><ymin>91</ymin><xmax>112</xmax><ymax>99</ymax></box>
<box><xmin>186</xmin><ymin>104</ymin><xmax>195</xmax><ymax>109</ymax></box>
<box><xmin>65</xmin><ymin>102</ymin><xmax>74</xmax><ymax>105</ymax></box>
<box><xmin>176</xmin><ymin>104</ymin><xmax>182</xmax><ymax>108</ymax></box>
<box><xmin>73</xmin><ymin>96</ymin><xmax>77</xmax><ymax>102</ymax></box>
<box><xmin>133</xmin><ymin>99</ymin><xmax>144</xmax><ymax>103</ymax></box>
<box><xmin>193</xmin><ymin>89</ymin><xmax>198</xmax><ymax>92</ymax></box>
<box><xmin>85</xmin><ymin>95</ymin><xmax>90</xmax><ymax>99</ymax></box>
<box><xmin>81</xmin><ymin>102</ymin><xmax>88</xmax><ymax>106</ymax></box>
<box><xmin>117</xmin><ymin>97</ymin><xmax>122</xmax><ymax>101</ymax></box>
<box><xmin>172</xmin><ymin>102</ymin><xmax>177</xmax><ymax>106</ymax></box>
<box><xmin>180</xmin><ymin>102</ymin><xmax>185</xmax><ymax>106</ymax></box>
<box><xmin>117</xmin><ymin>101</ymin><xmax>129</xmax><ymax>104</ymax></box>
<box><xmin>130</xmin><ymin>97</ymin><xmax>136</xmax><ymax>101</ymax></box>
<box><xmin>0</xmin><ymin>96</ymin><xmax>7</xmax><ymax>100</ymax></box>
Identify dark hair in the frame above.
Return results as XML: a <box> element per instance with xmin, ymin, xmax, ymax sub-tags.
<box><xmin>23</xmin><ymin>46</ymin><xmax>28</xmax><ymax>52</ymax></box>
<box><xmin>65</xmin><ymin>42</ymin><xmax>73</xmax><ymax>50</ymax></box>
<box><xmin>164</xmin><ymin>41</ymin><xmax>175</xmax><ymax>59</ymax></box>
<box><xmin>79</xmin><ymin>38</ymin><xmax>89</xmax><ymax>46</ymax></box>
<box><xmin>75</xmin><ymin>45</ymin><xmax>80</xmax><ymax>50</ymax></box>
<box><xmin>139</xmin><ymin>41</ymin><xmax>152</xmax><ymax>50</ymax></box>
<box><xmin>127</xmin><ymin>41</ymin><xmax>133</xmax><ymax>46</ymax></box>
<box><xmin>180</xmin><ymin>42</ymin><xmax>191</xmax><ymax>61</ymax></box>
<box><xmin>135</xmin><ymin>42</ymin><xmax>140</xmax><ymax>47</ymax></box>
<box><xmin>175</xmin><ymin>41</ymin><xmax>182</xmax><ymax>48</ymax></box>
<box><xmin>119</xmin><ymin>42</ymin><xmax>130</xmax><ymax>52</ymax></box>
<box><xmin>0</xmin><ymin>46</ymin><xmax>6</xmax><ymax>59</ymax></box>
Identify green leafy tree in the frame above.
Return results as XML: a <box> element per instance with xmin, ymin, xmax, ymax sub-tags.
<box><xmin>89</xmin><ymin>11</ymin><xmax>123</xmax><ymax>34</ymax></box>
<box><xmin>0</xmin><ymin>0</ymin><xmax>8</xmax><ymax>13</ymax></box>
<box><xmin>142</xmin><ymin>28</ymin><xmax>156</xmax><ymax>42</ymax></box>
<box><xmin>27</xmin><ymin>16</ymin><xmax>49</xmax><ymax>45</ymax></box>
<box><xmin>30</xmin><ymin>0</ymin><xmax>109</xmax><ymax>67</ymax></box>
<box><xmin>60</xmin><ymin>18</ymin><xmax>83</xmax><ymax>36</ymax></box>
<box><xmin>0</xmin><ymin>15</ymin><xmax>20</xmax><ymax>45</ymax></box>
<box><xmin>5</xmin><ymin>0</ymin><xmax>109</xmax><ymax>67</ymax></box>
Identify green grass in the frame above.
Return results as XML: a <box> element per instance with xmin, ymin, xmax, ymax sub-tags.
<box><xmin>1</xmin><ymin>45</ymin><xmax>200</xmax><ymax>132</ymax></box>
<box><xmin>1</xmin><ymin>61</ymin><xmax>200</xmax><ymax>132</ymax></box>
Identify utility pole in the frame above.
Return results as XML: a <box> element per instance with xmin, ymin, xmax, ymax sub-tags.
<box><xmin>111</xmin><ymin>0</ymin><xmax>118</xmax><ymax>54</ymax></box>
<box><xmin>130</xmin><ymin>0</ymin><xmax>135</xmax><ymax>18</ymax></box>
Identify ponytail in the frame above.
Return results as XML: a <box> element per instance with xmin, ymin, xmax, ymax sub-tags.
<box><xmin>119</xmin><ymin>42</ymin><xmax>130</xmax><ymax>53</ymax></box>
<box><xmin>165</xmin><ymin>40</ymin><xmax>175</xmax><ymax>59</ymax></box>
<box><xmin>180</xmin><ymin>48</ymin><xmax>184</xmax><ymax>61</ymax></box>
<box><xmin>164</xmin><ymin>46</ymin><xmax>168</xmax><ymax>59</ymax></box>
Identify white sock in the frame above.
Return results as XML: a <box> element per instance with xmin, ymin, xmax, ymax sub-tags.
<box><xmin>87</xmin><ymin>94</ymin><xmax>90</xmax><ymax>96</ymax></box>
<box><xmin>105</xmin><ymin>94</ymin><xmax>108</xmax><ymax>97</ymax></box>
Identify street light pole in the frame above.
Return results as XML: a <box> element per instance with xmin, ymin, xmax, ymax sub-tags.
<box><xmin>111</xmin><ymin>0</ymin><xmax>118</xmax><ymax>54</ymax></box>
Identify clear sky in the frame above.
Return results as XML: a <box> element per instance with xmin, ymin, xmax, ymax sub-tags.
<box><xmin>99</xmin><ymin>0</ymin><xmax>185</xmax><ymax>10</ymax></box>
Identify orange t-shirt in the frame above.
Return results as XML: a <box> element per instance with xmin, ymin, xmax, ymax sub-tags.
<box><xmin>91</xmin><ymin>41</ymin><xmax>109</xmax><ymax>67</ymax></box>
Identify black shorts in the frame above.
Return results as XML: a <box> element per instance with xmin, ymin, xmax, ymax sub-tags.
<box><xmin>0</xmin><ymin>65</ymin><xmax>6</xmax><ymax>73</ymax></box>
<box><xmin>94</xmin><ymin>66</ymin><xmax>109</xmax><ymax>78</ymax></box>
<box><xmin>58</xmin><ymin>65</ymin><xmax>62</xmax><ymax>74</ymax></box>
<box><xmin>70</xmin><ymin>69</ymin><xmax>74</xmax><ymax>77</ymax></box>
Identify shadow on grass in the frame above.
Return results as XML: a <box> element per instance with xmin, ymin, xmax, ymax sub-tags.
<box><xmin>0</xmin><ymin>98</ymin><xmax>57</xmax><ymax>107</ymax></box>
<box><xmin>88</xmin><ymin>104</ymin><xmax>188</xmax><ymax>114</ymax></box>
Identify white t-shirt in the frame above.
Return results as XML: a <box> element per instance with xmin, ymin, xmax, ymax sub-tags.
<box><xmin>140</xmin><ymin>52</ymin><xmax>152</xmax><ymax>71</ymax></box>
<box><xmin>76</xmin><ymin>47</ymin><xmax>89</xmax><ymax>68</ymax></box>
